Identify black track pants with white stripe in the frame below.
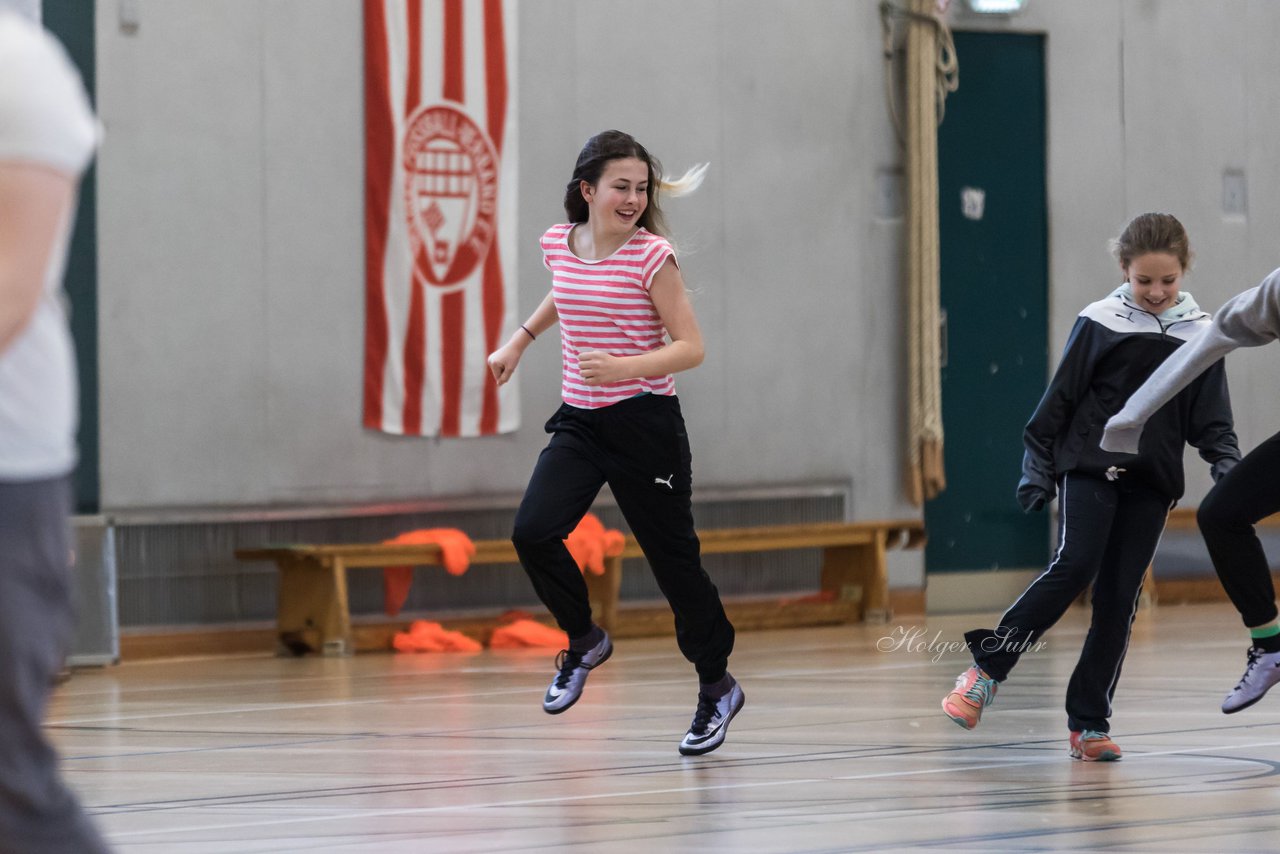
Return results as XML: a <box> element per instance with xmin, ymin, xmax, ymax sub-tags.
<box><xmin>966</xmin><ymin>472</ymin><xmax>1170</xmax><ymax>733</ymax></box>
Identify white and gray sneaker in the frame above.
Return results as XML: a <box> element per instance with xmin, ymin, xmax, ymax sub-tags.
<box><xmin>542</xmin><ymin>632</ymin><xmax>613</xmax><ymax>714</ymax></box>
<box><xmin>1223</xmin><ymin>646</ymin><xmax>1280</xmax><ymax>714</ymax></box>
<box><xmin>679</xmin><ymin>681</ymin><xmax>745</xmax><ymax>756</ymax></box>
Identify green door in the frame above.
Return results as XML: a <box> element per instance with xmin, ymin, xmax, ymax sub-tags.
<box><xmin>44</xmin><ymin>2</ymin><xmax>100</xmax><ymax>513</ymax></box>
<box><xmin>926</xmin><ymin>31</ymin><xmax>1048</xmax><ymax>572</ymax></box>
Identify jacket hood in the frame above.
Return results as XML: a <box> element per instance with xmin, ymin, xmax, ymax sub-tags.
<box><xmin>1110</xmin><ymin>282</ymin><xmax>1204</xmax><ymax>323</ymax></box>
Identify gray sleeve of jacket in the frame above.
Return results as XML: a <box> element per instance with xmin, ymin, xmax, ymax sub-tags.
<box><xmin>1101</xmin><ymin>267</ymin><xmax>1280</xmax><ymax>453</ymax></box>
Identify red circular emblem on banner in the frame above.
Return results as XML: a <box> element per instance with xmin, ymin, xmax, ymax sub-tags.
<box><xmin>401</xmin><ymin>104</ymin><xmax>499</xmax><ymax>288</ymax></box>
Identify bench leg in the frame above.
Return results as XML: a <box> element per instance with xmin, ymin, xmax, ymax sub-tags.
<box><xmin>1139</xmin><ymin>562</ymin><xmax>1157</xmax><ymax>611</ymax></box>
<box><xmin>820</xmin><ymin>536</ymin><xmax>892</xmax><ymax>624</ymax></box>
<box><xmin>277</xmin><ymin>556</ymin><xmax>353</xmax><ymax>656</ymax></box>
<box><xmin>585</xmin><ymin>555</ymin><xmax>623</xmax><ymax>634</ymax></box>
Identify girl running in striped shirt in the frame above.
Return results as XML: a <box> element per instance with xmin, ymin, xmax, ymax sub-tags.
<box><xmin>487</xmin><ymin>130</ymin><xmax>743</xmax><ymax>756</ymax></box>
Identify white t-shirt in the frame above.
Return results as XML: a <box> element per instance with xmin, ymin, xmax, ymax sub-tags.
<box><xmin>0</xmin><ymin>12</ymin><xmax>98</xmax><ymax>480</ymax></box>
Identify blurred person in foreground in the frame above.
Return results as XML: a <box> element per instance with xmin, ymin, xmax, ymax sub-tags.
<box><xmin>0</xmin><ymin>7</ymin><xmax>110</xmax><ymax>852</ymax></box>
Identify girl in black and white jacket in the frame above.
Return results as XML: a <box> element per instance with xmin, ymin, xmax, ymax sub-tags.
<box><xmin>942</xmin><ymin>213</ymin><xmax>1240</xmax><ymax>761</ymax></box>
<box><xmin>1105</xmin><ymin>265</ymin><xmax>1280</xmax><ymax>717</ymax></box>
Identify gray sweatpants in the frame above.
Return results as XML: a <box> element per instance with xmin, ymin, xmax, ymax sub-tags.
<box><xmin>0</xmin><ymin>477</ymin><xmax>110</xmax><ymax>853</ymax></box>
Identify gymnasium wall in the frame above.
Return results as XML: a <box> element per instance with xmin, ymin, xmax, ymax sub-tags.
<box><xmin>983</xmin><ymin>0</ymin><xmax>1280</xmax><ymax>505</ymax></box>
<box><xmin>91</xmin><ymin>1</ymin><xmax>1280</xmax><ymax>605</ymax></box>
<box><xmin>93</xmin><ymin>0</ymin><xmax>909</xmax><ymax>524</ymax></box>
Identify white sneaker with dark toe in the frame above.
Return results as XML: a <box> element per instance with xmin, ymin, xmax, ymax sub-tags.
<box><xmin>542</xmin><ymin>632</ymin><xmax>612</xmax><ymax>714</ymax></box>
<box><xmin>679</xmin><ymin>682</ymin><xmax>745</xmax><ymax>756</ymax></box>
<box><xmin>1223</xmin><ymin>646</ymin><xmax>1280</xmax><ymax>714</ymax></box>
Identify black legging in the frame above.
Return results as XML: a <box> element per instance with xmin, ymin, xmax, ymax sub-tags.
<box><xmin>1197</xmin><ymin>429</ymin><xmax>1280</xmax><ymax>629</ymax></box>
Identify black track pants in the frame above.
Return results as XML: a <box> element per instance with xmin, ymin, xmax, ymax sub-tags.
<box><xmin>512</xmin><ymin>395</ymin><xmax>735</xmax><ymax>682</ymax></box>
<box><xmin>966</xmin><ymin>472</ymin><xmax>1170</xmax><ymax>733</ymax></box>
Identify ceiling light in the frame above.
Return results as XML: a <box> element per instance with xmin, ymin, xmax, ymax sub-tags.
<box><xmin>965</xmin><ymin>0</ymin><xmax>1028</xmax><ymax>13</ymax></box>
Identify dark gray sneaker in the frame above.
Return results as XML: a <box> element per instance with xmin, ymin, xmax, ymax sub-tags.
<box><xmin>679</xmin><ymin>681</ymin><xmax>745</xmax><ymax>756</ymax></box>
<box><xmin>542</xmin><ymin>632</ymin><xmax>613</xmax><ymax>714</ymax></box>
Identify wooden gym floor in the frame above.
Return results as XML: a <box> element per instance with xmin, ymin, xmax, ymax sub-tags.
<box><xmin>50</xmin><ymin>601</ymin><xmax>1280</xmax><ymax>852</ymax></box>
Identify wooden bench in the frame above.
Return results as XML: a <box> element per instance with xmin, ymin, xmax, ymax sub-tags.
<box><xmin>1164</xmin><ymin>507</ymin><xmax>1280</xmax><ymax>531</ymax></box>
<box><xmin>235</xmin><ymin>519</ymin><xmax>925</xmax><ymax>656</ymax></box>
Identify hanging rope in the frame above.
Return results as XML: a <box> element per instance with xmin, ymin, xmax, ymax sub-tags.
<box><xmin>880</xmin><ymin>0</ymin><xmax>959</xmax><ymax>148</ymax></box>
<box><xmin>890</xmin><ymin>0</ymin><xmax>956</xmax><ymax>505</ymax></box>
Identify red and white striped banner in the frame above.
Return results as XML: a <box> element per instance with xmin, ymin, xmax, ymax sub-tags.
<box><xmin>363</xmin><ymin>0</ymin><xmax>518</xmax><ymax>437</ymax></box>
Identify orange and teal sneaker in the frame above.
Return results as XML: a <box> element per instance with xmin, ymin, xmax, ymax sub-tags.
<box><xmin>942</xmin><ymin>665</ymin><xmax>997</xmax><ymax>729</ymax></box>
<box><xmin>1069</xmin><ymin>729</ymin><xmax>1122</xmax><ymax>762</ymax></box>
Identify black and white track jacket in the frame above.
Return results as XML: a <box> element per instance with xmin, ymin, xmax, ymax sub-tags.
<box><xmin>1018</xmin><ymin>288</ymin><xmax>1240</xmax><ymax>508</ymax></box>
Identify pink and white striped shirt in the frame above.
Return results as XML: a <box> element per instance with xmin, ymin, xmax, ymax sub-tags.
<box><xmin>542</xmin><ymin>224</ymin><xmax>677</xmax><ymax>409</ymax></box>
